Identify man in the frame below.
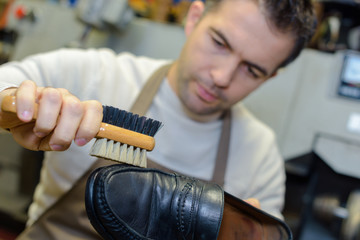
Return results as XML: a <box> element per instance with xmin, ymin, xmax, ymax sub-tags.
<box><xmin>0</xmin><ymin>0</ymin><xmax>316</xmax><ymax>237</ymax></box>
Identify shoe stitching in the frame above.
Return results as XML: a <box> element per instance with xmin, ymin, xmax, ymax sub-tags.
<box><xmin>176</xmin><ymin>179</ymin><xmax>195</xmax><ymax>238</ymax></box>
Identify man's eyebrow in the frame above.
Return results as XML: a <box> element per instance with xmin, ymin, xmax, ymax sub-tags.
<box><xmin>210</xmin><ymin>27</ymin><xmax>233</xmax><ymax>51</ymax></box>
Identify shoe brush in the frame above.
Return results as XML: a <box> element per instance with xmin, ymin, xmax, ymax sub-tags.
<box><xmin>0</xmin><ymin>95</ymin><xmax>162</xmax><ymax>168</ymax></box>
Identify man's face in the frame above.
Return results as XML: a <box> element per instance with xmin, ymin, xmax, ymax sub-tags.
<box><xmin>168</xmin><ymin>0</ymin><xmax>295</xmax><ymax>122</ymax></box>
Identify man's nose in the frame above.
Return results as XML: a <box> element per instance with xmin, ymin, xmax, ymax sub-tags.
<box><xmin>210</xmin><ymin>59</ymin><xmax>238</xmax><ymax>88</ymax></box>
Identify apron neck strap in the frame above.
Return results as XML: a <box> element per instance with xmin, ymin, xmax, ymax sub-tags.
<box><xmin>130</xmin><ymin>64</ymin><xmax>172</xmax><ymax>115</ymax></box>
<box><xmin>212</xmin><ymin>109</ymin><xmax>231</xmax><ymax>186</ymax></box>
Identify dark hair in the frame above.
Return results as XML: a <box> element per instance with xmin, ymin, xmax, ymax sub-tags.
<box><xmin>204</xmin><ymin>0</ymin><xmax>317</xmax><ymax>68</ymax></box>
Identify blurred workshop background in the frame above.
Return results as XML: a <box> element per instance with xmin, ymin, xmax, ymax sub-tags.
<box><xmin>0</xmin><ymin>0</ymin><xmax>359</xmax><ymax>239</ymax></box>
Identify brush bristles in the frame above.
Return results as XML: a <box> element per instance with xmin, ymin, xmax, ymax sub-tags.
<box><xmin>90</xmin><ymin>106</ymin><xmax>162</xmax><ymax>168</ymax></box>
<box><xmin>90</xmin><ymin>138</ymin><xmax>147</xmax><ymax>167</ymax></box>
<box><xmin>102</xmin><ymin>106</ymin><xmax>162</xmax><ymax>137</ymax></box>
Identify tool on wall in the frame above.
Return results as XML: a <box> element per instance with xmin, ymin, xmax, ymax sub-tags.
<box><xmin>0</xmin><ymin>0</ymin><xmax>15</xmax><ymax>30</ymax></box>
<box><xmin>76</xmin><ymin>0</ymin><xmax>134</xmax><ymax>31</ymax></box>
<box><xmin>0</xmin><ymin>28</ymin><xmax>17</xmax><ymax>64</ymax></box>
<box><xmin>313</xmin><ymin>190</ymin><xmax>360</xmax><ymax>240</ymax></box>
<box><xmin>67</xmin><ymin>0</ymin><xmax>134</xmax><ymax>48</ymax></box>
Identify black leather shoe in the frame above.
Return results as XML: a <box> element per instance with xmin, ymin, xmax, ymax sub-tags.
<box><xmin>85</xmin><ymin>164</ymin><xmax>224</xmax><ymax>240</ymax></box>
<box><xmin>85</xmin><ymin>164</ymin><xmax>292</xmax><ymax>240</ymax></box>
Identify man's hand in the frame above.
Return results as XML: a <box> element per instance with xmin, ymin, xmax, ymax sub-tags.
<box><xmin>0</xmin><ymin>80</ymin><xmax>103</xmax><ymax>151</ymax></box>
<box><xmin>244</xmin><ymin>198</ymin><xmax>261</xmax><ymax>209</ymax></box>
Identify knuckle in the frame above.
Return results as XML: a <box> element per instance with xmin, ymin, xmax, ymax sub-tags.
<box><xmin>21</xmin><ymin>80</ymin><xmax>36</xmax><ymax>88</ymax></box>
<box><xmin>63</xmin><ymin>96</ymin><xmax>84</xmax><ymax>115</ymax></box>
<box><xmin>86</xmin><ymin>100</ymin><xmax>103</xmax><ymax>114</ymax></box>
<box><xmin>17</xmin><ymin>81</ymin><xmax>35</xmax><ymax>96</ymax></box>
<box><xmin>87</xmin><ymin>100</ymin><xmax>102</xmax><ymax>108</ymax></box>
<box><xmin>58</xmin><ymin>88</ymin><xmax>70</xmax><ymax>96</ymax></box>
<box><xmin>42</xmin><ymin>88</ymin><xmax>62</xmax><ymax>103</ymax></box>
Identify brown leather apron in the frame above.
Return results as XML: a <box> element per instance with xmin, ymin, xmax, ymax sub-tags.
<box><xmin>16</xmin><ymin>64</ymin><xmax>231</xmax><ymax>239</ymax></box>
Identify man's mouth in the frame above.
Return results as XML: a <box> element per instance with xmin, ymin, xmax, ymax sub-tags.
<box><xmin>196</xmin><ymin>82</ymin><xmax>218</xmax><ymax>103</ymax></box>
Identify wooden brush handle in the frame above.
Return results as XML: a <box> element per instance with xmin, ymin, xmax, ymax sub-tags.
<box><xmin>0</xmin><ymin>95</ymin><xmax>155</xmax><ymax>151</ymax></box>
<box><xmin>97</xmin><ymin>123</ymin><xmax>155</xmax><ymax>151</ymax></box>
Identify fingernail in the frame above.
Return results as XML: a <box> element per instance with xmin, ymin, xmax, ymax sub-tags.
<box><xmin>34</xmin><ymin>132</ymin><xmax>47</xmax><ymax>138</ymax></box>
<box><xmin>21</xmin><ymin>110</ymin><xmax>32</xmax><ymax>121</ymax></box>
<box><xmin>75</xmin><ymin>138</ymin><xmax>88</xmax><ymax>146</ymax></box>
<box><xmin>50</xmin><ymin>144</ymin><xmax>65</xmax><ymax>151</ymax></box>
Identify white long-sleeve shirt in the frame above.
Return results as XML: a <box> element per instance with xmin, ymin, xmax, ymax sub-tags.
<box><xmin>0</xmin><ymin>48</ymin><xmax>286</xmax><ymax>225</ymax></box>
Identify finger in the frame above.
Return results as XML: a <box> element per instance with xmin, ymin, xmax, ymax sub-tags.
<box><xmin>245</xmin><ymin>198</ymin><xmax>261</xmax><ymax>209</ymax></box>
<box><xmin>48</xmin><ymin>94</ymin><xmax>84</xmax><ymax>151</ymax></box>
<box><xmin>11</xmin><ymin>123</ymin><xmax>43</xmax><ymax>151</ymax></box>
<box><xmin>74</xmin><ymin>100</ymin><xmax>103</xmax><ymax>146</ymax></box>
<box><xmin>15</xmin><ymin>80</ymin><xmax>37</xmax><ymax>122</ymax></box>
<box><xmin>33</xmin><ymin>88</ymin><xmax>62</xmax><ymax>138</ymax></box>
<box><xmin>38</xmin><ymin>133</ymin><xmax>54</xmax><ymax>151</ymax></box>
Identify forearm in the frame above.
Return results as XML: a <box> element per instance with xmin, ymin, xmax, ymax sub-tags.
<box><xmin>0</xmin><ymin>49</ymin><xmax>71</xmax><ymax>93</ymax></box>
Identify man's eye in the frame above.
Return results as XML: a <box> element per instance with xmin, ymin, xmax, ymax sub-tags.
<box><xmin>212</xmin><ymin>37</ymin><xmax>225</xmax><ymax>48</ymax></box>
<box><xmin>247</xmin><ymin>66</ymin><xmax>260</xmax><ymax>79</ymax></box>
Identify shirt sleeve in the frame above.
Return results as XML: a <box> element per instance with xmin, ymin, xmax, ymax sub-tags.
<box><xmin>0</xmin><ymin>60</ymin><xmax>33</xmax><ymax>92</ymax></box>
<box><xmin>0</xmin><ymin>48</ymin><xmax>113</xmax><ymax>97</ymax></box>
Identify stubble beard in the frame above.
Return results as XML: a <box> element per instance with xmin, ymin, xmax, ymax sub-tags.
<box><xmin>174</xmin><ymin>61</ymin><xmax>227</xmax><ymax>121</ymax></box>
<box><xmin>178</xmin><ymin>76</ymin><xmax>227</xmax><ymax>119</ymax></box>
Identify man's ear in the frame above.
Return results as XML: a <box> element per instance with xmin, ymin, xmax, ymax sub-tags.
<box><xmin>184</xmin><ymin>1</ymin><xmax>205</xmax><ymax>37</ymax></box>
